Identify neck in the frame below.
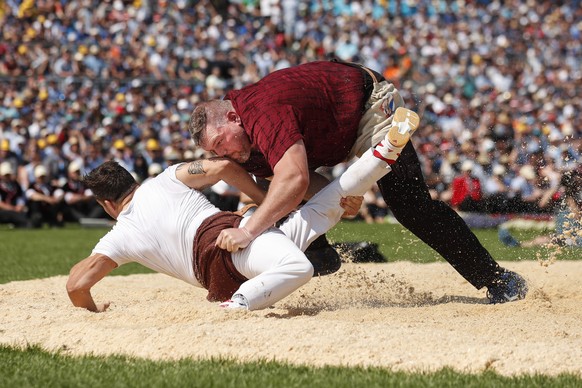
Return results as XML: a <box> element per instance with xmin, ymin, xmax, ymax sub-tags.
<box><xmin>118</xmin><ymin>184</ymin><xmax>138</xmax><ymax>213</ymax></box>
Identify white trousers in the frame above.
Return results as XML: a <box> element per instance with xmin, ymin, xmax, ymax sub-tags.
<box><xmin>231</xmin><ymin>148</ymin><xmax>392</xmax><ymax>310</ymax></box>
<box><xmin>347</xmin><ymin>80</ymin><xmax>404</xmax><ymax>161</ymax></box>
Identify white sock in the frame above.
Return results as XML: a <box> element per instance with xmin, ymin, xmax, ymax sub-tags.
<box><xmin>372</xmin><ymin>140</ymin><xmax>404</xmax><ymax>164</ymax></box>
<box><xmin>337</xmin><ymin>148</ymin><xmax>391</xmax><ymax>197</ymax></box>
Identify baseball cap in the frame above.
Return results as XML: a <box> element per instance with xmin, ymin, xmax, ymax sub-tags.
<box><xmin>68</xmin><ymin>160</ymin><xmax>82</xmax><ymax>174</ymax></box>
<box><xmin>0</xmin><ymin>161</ymin><xmax>14</xmax><ymax>176</ymax></box>
<box><xmin>34</xmin><ymin>165</ymin><xmax>48</xmax><ymax>178</ymax></box>
<box><xmin>113</xmin><ymin>139</ymin><xmax>126</xmax><ymax>150</ymax></box>
<box><xmin>46</xmin><ymin>134</ymin><xmax>58</xmax><ymax>145</ymax></box>
<box><xmin>461</xmin><ymin>160</ymin><xmax>474</xmax><ymax>172</ymax></box>
<box><xmin>146</xmin><ymin>139</ymin><xmax>161</xmax><ymax>151</ymax></box>
<box><xmin>38</xmin><ymin>89</ymin><xmax>49</xmax><ymax>101</ymax></box>
<box><xmin>148</xmin><ymin>163</ymin><xmax>163</xmax><ymax>176</ymax></box>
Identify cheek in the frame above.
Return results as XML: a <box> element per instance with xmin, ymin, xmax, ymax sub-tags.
<box><xmin>238</xmin><ymin>134</ymin><xmax>250</xmax><ymax>150</ymax></box>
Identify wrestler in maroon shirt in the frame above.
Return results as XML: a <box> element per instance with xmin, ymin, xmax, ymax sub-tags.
<box><xmin>189</xmin><ymin>60</ymin><xmax>528</xmax><ymax>304</ymax></box>
<box><xmin>226</xmin><ymin>61</ymin><xmax>366</xmax><ymax>177</ymax></box>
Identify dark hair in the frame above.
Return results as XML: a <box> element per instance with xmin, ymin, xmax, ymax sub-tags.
<box><xmin>82</xmin><ymin>160</ymin><xmax>137</xmax><ymax>202</ymax></box>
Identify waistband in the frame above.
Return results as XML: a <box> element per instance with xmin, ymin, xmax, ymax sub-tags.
<box><xmin>330</xmin><ymin>59</ymin><xmax>384</xmax><ymax>100</ymax></box>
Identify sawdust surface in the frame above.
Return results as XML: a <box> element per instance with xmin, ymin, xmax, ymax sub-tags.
<box><xmin>1</xmin><ymin>261</ymin><xmax>582</xmax><ymax>377</ymax></box>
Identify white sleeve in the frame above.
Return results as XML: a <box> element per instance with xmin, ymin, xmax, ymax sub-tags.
<box><xmin>92</xmin><ymin>227</ymin><xmax>133</xmax><ymax>266</ymax></box>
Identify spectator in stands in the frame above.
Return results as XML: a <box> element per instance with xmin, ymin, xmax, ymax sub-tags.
<box><xmin>500</xmin><ymin>168</ymin><xmax>582</xmax><ymax>248</ymax></box>
<box><xmin>18</xmin><ymin>140</ymin><xmax>45</xmax><ymax>191</ymax></box>
<box><xmin>482</xmin><ymin>164</ymin><xmax>512</xmax><ymax>214</ymax></box>
<box><xmin>132</xmin><ymin>154</ymin><xmax>150</xmax><ymax>183</ymax></box>
<box><xmin>207</xmin><ymin>180</ymin><xmax>242</xmax><ymax>212</ymax></box>
<box><xmin>450</xmin><ymin>160</ymin><xmax>483</xmax><ymax>212</ymax></box>
<box><xmin>57</xmin><ymin>161</ymin><xmax>103</xmax><ymax>222</ymax></box>
<box><xmin>143</xmin><ymin>138</ymin><xmax>165</xmax><ymax>167</ymax></box>
<box><xmin>61</xmin><ymin>132</ymin><xmax>86</xmax><ymax>166</ymax></box>
<box><xmin>0</xmin><ymin>139</ymin><xmax>19</xmax><ymax>174</ymax></box>
<box><xmin>25</xmin><ymin>165</ymin><xmax>64</xmax><ymax>228</ymax></box>
<box><xmin>0</xmin><ymin>161</ymin><xmax>29</xmax><ymax>228</ymax></box>
<box><xmin>143</xmin><ymin>163</ymin><xmax>163</xmax><ymax>185</ymax></box>
<box><xmin>84</xmin><ymin>143</ymin><xmax>106</xmax><ymax>173</ymax></box>
<box><xmin>111</xmin><ymin>139</ymin><xmax>134</xmax><ymax>173</ymax></box>
<box><xmin>0</xmin><ymin>0</ymin><xmax>581</xmax><ymax>226</ymax></box>
<box><xmin>361</xmin><ymin>183</ymin><xmax>389</xmax><ymax>224</ymax></box>
<box><xmin>509</xmin><ymin>165</ymin><xmax>544</xmax><ymax>214</ymax></box>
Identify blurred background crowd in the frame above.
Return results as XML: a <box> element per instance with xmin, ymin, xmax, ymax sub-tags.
<box><xmin>0</xmin><ymin>0</ymin><xmax>581</xmax><ymax>228</ymax></box>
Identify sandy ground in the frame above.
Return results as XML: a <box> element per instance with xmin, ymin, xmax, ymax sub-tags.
<box><xmin>1</xmin><ymin>260</ymin><xmax>582</xmax><ymax>377</ymax></box>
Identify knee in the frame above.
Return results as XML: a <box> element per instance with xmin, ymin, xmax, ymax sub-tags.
<box><xmin>295</xmin><ymin>255</ymin><xmax>314</xmax><ymax>283</ymax></box>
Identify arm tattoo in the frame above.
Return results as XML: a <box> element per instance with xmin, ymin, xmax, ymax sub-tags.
<box><xmin>187</xmin><ymin>160</ymin><xmax>206</xmax><ymax>175</ymax></box>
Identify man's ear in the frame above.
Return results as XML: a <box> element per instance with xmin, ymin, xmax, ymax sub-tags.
<box><xmin>227</xmin><ymin>111</ymin><xmax>240</xmax><ymax>124</ymax></box>
<box><xmin>102</xmin><ymin>200</ymin><xmax>118</xmax><ymax>219</ymax></box>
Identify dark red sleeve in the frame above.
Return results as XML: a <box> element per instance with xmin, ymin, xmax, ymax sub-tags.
<box><xmin>251</xmin><ymin>105</ymin><xmax>303</xmax><ymax>170</ymax></box>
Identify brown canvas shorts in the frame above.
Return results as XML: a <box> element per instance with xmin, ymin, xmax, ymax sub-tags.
<box><xmin>192</xmin><ymin>211</ymin><xmax>248</xmax><ymax>302</ymax></box>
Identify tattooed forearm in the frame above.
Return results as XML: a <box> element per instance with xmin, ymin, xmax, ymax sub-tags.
<box><xmin>187</xmin><ymin>160</ymin><xmax>205</xmax><ymax>175</ymax></box>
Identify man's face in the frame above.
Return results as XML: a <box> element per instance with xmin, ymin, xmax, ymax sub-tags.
<box><xmin>201</xmin><ymin>122</ymin><xmax>251</xmax><ymax>163</ymax></box>
<box><xmin>69</xmin><ymin>169</ymin><xmax>81</xmax><ymax>181</ymax></box>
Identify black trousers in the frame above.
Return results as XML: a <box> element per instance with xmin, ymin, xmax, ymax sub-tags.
<box><xmin>377</xmin><ymin>142</ymin><xmax>503</xmax><ymax>289</ymax></box>
<box><xmin>344</xmin><ymin>61</ymin><xmax>504</xmax><ymax>289</ymax></box>
<box><xmin>0</xmin><ymin>209</ymin><xmax>29</xmax><ymax>228</ymax></box>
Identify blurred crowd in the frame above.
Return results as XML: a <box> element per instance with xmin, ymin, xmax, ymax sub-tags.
<box><xmin>1</xmin><ymin>0</ymin><xmax>581</xmax><ymax>228</ymax></box>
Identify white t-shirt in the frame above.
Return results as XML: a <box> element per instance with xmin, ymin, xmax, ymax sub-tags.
<box><xmin>92</xmin><ymin>164</ymin><xmax>220</xmax><ymax>287</ymax></box>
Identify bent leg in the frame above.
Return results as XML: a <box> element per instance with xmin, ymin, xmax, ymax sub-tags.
<box><xmin>378</xmin><ymin>143</ymin><xmax>502</xmax><ymax>289</ymax></box>
<box><xmin>279</xmin><ymin>148</ymin><xmax>392</xmax><ymax>252</ymax></box>
<box><xmin>231</xmin><ymin>222</ymin><xmax>313</xmax><ymax>310</ymax></box>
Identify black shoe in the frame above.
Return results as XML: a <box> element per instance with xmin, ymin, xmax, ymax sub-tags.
<box><xmin>304</xmin><ymin>234</ymin><xmax>342</xmax><ymax>277</ymax></box>
<box><xmin>331</xmin><ymin>241</ymin><xmax>386</xmax><ymax>263</ymax></box>
<box><xmin>487</xmin><ymin>270</ymin><xmax>528</xmax><ymax>304</ymax></box>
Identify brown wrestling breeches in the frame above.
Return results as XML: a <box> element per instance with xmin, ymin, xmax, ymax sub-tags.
<box><xmin>192</xmin><ymin>211</ymin><xmax>248</xmax><ymax>302</ymax></box>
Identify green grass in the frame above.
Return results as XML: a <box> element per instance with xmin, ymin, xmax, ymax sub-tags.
<box><xmin>330</xmin><ymin>221</ymin><xmax>580</xmax><ymax>263</ymax></box>
<box><xmin>2</xmin><ymin>222</ymin><xmax>578</xmax><ymax>284</ymax></box>
<box><xmin>0</xmin><ymin>226</ymin><xmax>152</xmax><ymax>283</ymax></box>
<box><xmin>1</xmin><ymin>345</ymin><xmax>580</xmax><ymax>388</ymax></box>
<box><xmin>1</xmin><ymin>222</ymin><xmax>581</xmax><ymax>387</ymax></box>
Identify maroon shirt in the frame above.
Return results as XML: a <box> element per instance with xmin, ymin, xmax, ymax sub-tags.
<box><xmin>226</xmin><ymin>61</ymin><xmax>366</xmax><ymax>178</ymax></box>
